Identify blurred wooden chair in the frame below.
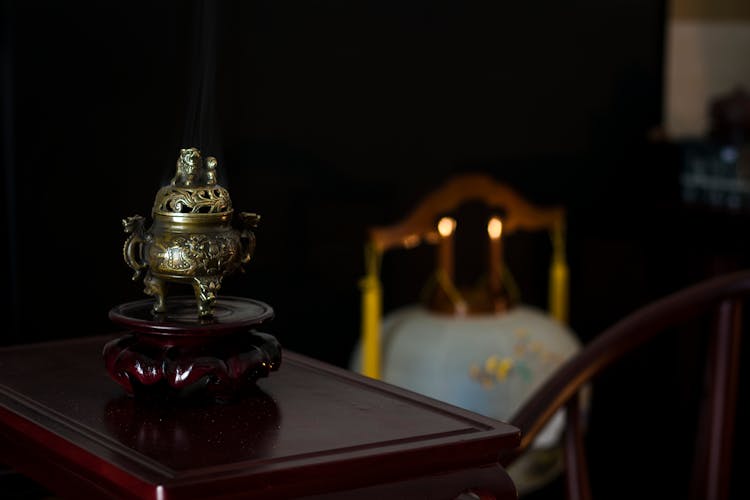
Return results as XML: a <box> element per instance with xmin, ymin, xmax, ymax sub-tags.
<box><xmin>353</xmin><ymin>172</ymin><xmax>580</xmax><ymax>495</ymax></box>
<box><xmin>358</xmin><ymin>172</ymin><xmax>570</xmax><ymax>378</ymax></box>
<box><xmin>500</xmin><ymin>270</ymin><xmax>750</xmax><ymax>500</ymax></box>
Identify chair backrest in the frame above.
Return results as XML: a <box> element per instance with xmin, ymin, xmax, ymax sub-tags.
<box><xmin>499</xmin><ymin>270</ymin><xmax>750</xmax><ymax>500</ymax></box>
<box><xmin>358</xmin><ymin>173</ymin><xmax>570</xmax><ymax>379</ymax></box>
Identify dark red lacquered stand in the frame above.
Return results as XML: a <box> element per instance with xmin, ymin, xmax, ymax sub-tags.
<box><xmin>104</xmin><ymin>296</ymin><xmax>281</xmax><ymax>402</ymax></box>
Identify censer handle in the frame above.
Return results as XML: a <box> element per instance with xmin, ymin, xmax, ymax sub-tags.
<box><xmin>238</xmin><ymin>212</ymin><xmax>260</xmax><ymax>265</ymax></box>
<box><xmin>122</xmin><ymin>215</ymin><xmax>148</xmax><ymax>280</ymax></box>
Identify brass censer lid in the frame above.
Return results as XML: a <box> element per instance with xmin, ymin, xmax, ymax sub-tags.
<box><xmin>153</xmin><ymin>147</ymin><xmax>232</xmax><ymax>215</ymax></box>
<box><xmin>122</xmin><ymin>147</ymin><xmax>260</xmax><ymax>318</ymax></box>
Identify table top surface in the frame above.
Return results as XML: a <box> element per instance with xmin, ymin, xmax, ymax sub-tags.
<box><xmin>0</xmin><ymin>335</ymin><xmax>519</xmax><ymax>499</ymax></box>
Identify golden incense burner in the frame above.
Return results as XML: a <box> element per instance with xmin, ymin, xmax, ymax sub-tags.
<box><xmin>122</xmin><ymin>147</ymin><xmax>260</xmax><ymax>318</ymax></box>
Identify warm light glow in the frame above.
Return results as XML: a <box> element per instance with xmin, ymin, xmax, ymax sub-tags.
<box><xmin>402</xmin><ymin>234</ymin><xmax>420</xmax><ymax>248</ymax></box>
<box><xmin>424</xmin><ymin>232</ymin><xmax>440</xmax><ymax>244</ymax></box>
<box><xmin>437</xmin><ymin>217</ymin><xmax>456</xmax><ymax>237</ymax></box>
<box><xmin>487</xmin><ymin>217</ymin><xmax>503</xmax><ymax>239</ymax></box>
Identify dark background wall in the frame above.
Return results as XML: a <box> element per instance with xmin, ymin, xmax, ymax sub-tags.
<box><xmin>2</xmin><ymin>1</ymin><xmax>749</xmax><ymax>499</ymax></box>
<box><xmin>1</xmin><ymin>0</ymin><xmax>671</xmax><ymax>352</ymax></box>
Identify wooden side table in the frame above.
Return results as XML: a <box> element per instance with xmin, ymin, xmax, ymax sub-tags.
<box><xmin>0</xmin><ymin>335</ymin><xmax>520</xmax><ymax>499</ymax></box>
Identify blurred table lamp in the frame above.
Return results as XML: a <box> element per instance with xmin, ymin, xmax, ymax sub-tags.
<box><xmin>352</xmin><ymin>173</ymin><xmax>582</xmax><ymax>495</ymax></box>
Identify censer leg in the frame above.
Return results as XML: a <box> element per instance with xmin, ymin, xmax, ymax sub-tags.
<box><xmin>143</xmin><ymin>272</ymin><xmax>168</xmax><ymax>314</ymax></box>
<box><xmin>193</xmin><ymin>276</ymin><xmax>221</xmax><ymax>317</ymax></box>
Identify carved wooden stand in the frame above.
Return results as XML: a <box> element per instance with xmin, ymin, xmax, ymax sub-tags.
<box><xmin>104</xmin><ymin>296</ymin><xmax>281</xmax><ymax>402</ymax></box>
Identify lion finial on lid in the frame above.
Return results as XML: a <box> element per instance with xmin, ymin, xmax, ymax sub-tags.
<box><xmin>171</xmin><ymin>147</ymin><xmax>219</xmax><ymax>187</ymax></box>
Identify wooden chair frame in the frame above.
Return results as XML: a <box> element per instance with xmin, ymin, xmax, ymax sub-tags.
<box><xmin>359</xmin><ymin>173</ymin><xmax>569</xmax><ymax>379</ymax></box>
<box><xmin>368</xmin><ymin>173</ymin><xmax>565</xmax><ymax>253</ymax></box>
<box><xmin>499</xmin><ymin>270</ymin><xmax>750</xmax><ymax>500</ymax></box>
